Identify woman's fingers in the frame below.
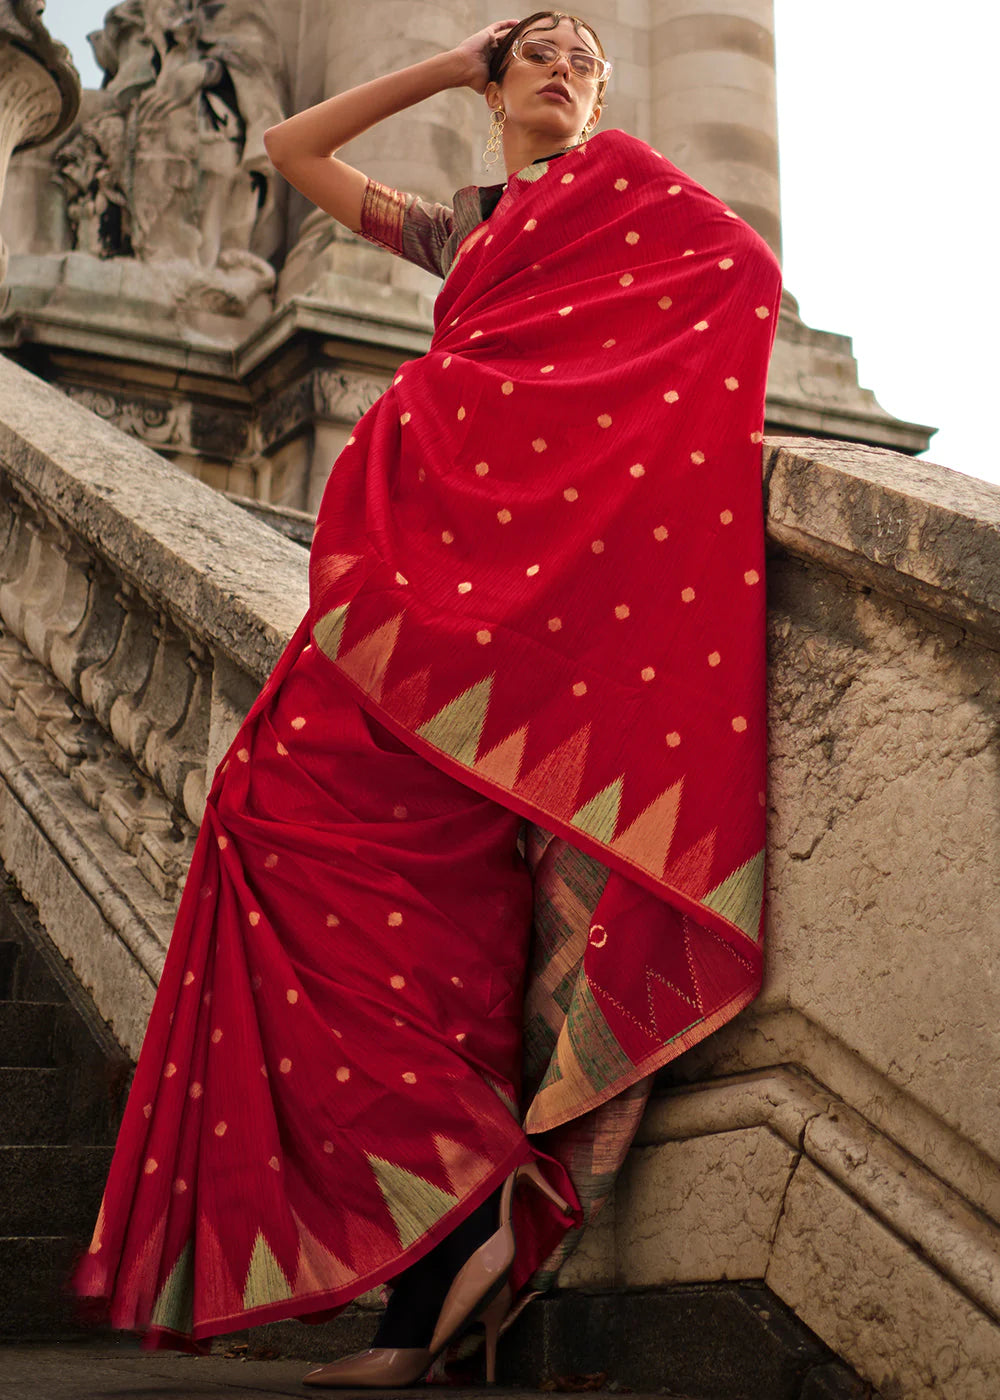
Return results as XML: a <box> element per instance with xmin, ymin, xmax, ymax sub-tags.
<box><xmin>454</xmin><ymin>18</ymin><xmax>519</xmax><ymax>91</ymax></box>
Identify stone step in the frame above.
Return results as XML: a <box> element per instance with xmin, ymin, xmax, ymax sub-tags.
<box><xmin>0</xmin><ymin>1066</ymin><xmax>69</xmax><ymax>1143</ymax></box>
<box><xmin>0</xmin><ymin>1000</ymin><xmax>63</xmax><ymax>1066</ymax></box>
<box><xmin>0</xmin><ymin>935</ymin><xmax>67</xmax><ymax>1004</ymax></box>
<box><xmin>0</xmin><ymin>938</ymin><xmax>21</xmax><ymax>997</ymax></box>
<box><xmin>0</xmin><ymin>1235</ymin><xmax>83</xmax><ymax>1340</ymax></box>
<box><xmin>0</xmin><ymin>1145</ymin><xmax>112</xmax><ymax>1236</ymax></box>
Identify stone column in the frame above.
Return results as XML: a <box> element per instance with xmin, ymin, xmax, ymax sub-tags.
<box><xmin>651</xmin><ymin>0</ymin><xmax>781</xmax><ymax>261</ymax></box>
<box><xmin>0</xmin><ymin>0</ymin><xmax>79</xmax><ymax>285</ymax></box>
<box><xmin>279</xmin><ymin>0</ymin><xmax>481</xmax><ymax>300</ymax></box>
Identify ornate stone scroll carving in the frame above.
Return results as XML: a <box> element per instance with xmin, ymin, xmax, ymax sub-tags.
<box><xmin>0</xmin><ymin>0</ymin><xmax>80</xmax><ymax>283</ymax></box>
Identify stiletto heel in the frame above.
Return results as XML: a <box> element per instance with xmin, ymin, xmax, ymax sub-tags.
<box><xmin>480</xmin><ymin>1282</ymin><xmax>511</xmax><ymax>1384</ymax></box>
<box><xmin>515</xmin><ymin>1158</ymin><xmax>574</xmax><ymax>1217</ymax></box>
<box><xmin>304</xmin><ymin>1158</ymin><xmax>577</xmax><ymax>1387</ymax></box>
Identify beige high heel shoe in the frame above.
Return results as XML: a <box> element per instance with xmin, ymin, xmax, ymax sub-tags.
<box><xmin>302</xmin><ymin>1159</ymin><xmax>573</xmax><ymax>1388</ymax></box>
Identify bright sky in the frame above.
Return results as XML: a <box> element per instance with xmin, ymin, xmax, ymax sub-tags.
<box><xmin>38</xmin><ymin>0</ymin><xmax>999</xmax><ymax>484</ymax></box>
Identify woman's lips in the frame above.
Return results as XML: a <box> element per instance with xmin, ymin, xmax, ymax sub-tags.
<box><xmin>538</xmin><ymin>86</ymin><xmax>571</xmax><ymax>104</ymax></box>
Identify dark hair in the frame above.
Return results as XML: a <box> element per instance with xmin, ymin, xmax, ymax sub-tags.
<box><xmin>488</xmin><ymin>11</ymin><xmax>610</xmax><ymax>103</ymax></box>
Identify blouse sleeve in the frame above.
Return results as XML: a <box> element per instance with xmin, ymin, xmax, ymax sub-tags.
<box><xmin>359</xmin><ymin>177</ymin><xmax>456</xmax><ymax>280</ymax></box>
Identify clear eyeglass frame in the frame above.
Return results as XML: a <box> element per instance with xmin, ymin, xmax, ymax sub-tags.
<box><xmin>511</xmin><ymin>37</ymin><xmax>612</xmax><ymax>83</ymax></box>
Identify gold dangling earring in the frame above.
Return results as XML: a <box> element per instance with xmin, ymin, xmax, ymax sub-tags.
<box><xmin>483</xmin><ymin>107</ymin><xmax>506</xmax><ymax>168</ymax></box>
<box><xmin>578</xmin><ymin>120</ymin><xmax>593</xmax><ymax>147</ymax></box>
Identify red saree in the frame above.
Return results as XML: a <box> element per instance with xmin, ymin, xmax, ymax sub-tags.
<box><xmin>74</xmin><ymin>128</ymin><xmax>781</xmax><ymax>1350</ymax></box>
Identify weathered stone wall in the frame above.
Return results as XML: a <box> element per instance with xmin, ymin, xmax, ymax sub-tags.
<box><xmin>0</xmin><ymin>354</ymin><xmax>996</xmax><ymax>1396</ymax></box>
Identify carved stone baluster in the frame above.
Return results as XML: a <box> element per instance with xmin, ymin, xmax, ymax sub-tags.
<box><xmin>80</xmin><ymin>585</ymin><xmax>158</xmax><ymax>738</ymax></box>
<box><xmin>48</xmin><ymin>558</ymin><xmax>127</xmax><ymax>700</ymax></box>
<box><xmin>145</xmin><ymin>644</ymin><xmax>211</xmax><ymax>826</ymax></box>
<box><xmin>0</xmin><ymin>499</ymin><xmax>39</xmax><ymax>635</ymax></box>
<box><xmin>22</xmin><ymin>528</ymin><xmax>93</xmax><ymax>676</ymax></box>
<box><xmin>115</xmin><ymin>618</ymin><xmax>195</xmax><ymax>795</ymax></box>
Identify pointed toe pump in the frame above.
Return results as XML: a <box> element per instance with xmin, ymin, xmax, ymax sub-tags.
<box><xmin>302</xmin><ymin>1159</ymin><xmax>573</xmax><ymax>1388</ymax></box>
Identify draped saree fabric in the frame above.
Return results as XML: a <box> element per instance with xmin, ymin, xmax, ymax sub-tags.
<box><xmin>312</xmin><ymin>126</ymin><xmax>781</xmax><ymax>1129</ymax></box>
<box><xmin>73</xmin><ymin>127</ymin><xmax>780</xmax><ymax>1350</ymax></box>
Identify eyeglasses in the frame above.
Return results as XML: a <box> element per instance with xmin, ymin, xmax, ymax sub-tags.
<box><xmin>511</xmin><ymin>37</ymin><xmax>612</xmax><ymax>83</ymax></box>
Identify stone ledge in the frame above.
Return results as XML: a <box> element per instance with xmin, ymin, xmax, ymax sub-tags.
<box><xmin>764</xmin><ymin>437</ymin><xmax>1000</xmax><ymax>647</ymax></box>
<box><xmin>637</xmin><ymin>1067</ymin><xmax>1000</xmax><ymax>1327</ymax></box>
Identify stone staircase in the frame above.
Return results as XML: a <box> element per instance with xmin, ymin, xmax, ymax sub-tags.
<box><xmin>0</xmin><ymin>876</ymin><xmax>127</xmax><ymax>1342</ymax></box>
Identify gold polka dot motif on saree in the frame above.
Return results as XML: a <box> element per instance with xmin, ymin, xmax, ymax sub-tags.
<box><xmin>658</xmin><ymin>296</ymin><xmax>672</xmax><ymax>310</ymax></box>
<box><xmin>719</xmin><ymin>258</ymin><xmax>734</xmax><ymax>270</ymax></box>
<box><xmin>653</xmin><ymin>526</ymin><xmax>669</xmax><ymax>542</ymax></box>
<box><xmin>663</xmin><ymin>390</ymin><xmax>679</xmax><ymax>404</ymax></box>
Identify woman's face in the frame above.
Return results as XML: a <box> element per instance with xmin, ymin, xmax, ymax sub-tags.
<box><xmin>487</xmin><ymin>17</ymin><xmax>603</xmax><ymax>145</ymax></box>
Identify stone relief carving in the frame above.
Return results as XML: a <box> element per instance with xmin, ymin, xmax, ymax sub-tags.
<box><xmin>54</xmin><ymin>0</ymin><xmax>285</xmax><ymax>310</ymax></box>
<box><xmin>65</xmin><ymin>384</ymin><xmax>253</xmax><ymax>466</ymax></box>
<box><xmin>259</xmin><ymin>369</ymin><xmax>391</xmax><ymax>452</ymax></box>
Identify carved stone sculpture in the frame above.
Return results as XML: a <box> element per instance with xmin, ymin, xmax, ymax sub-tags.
<box><xmin>0</xmin><ymin>0</ymin><xmax>80</xmax><ymax>283</ymax></box>
<box><xmin>55</xmin><ymin>0</ymin><xmax>284</xmax><ymax>294</ymax></box>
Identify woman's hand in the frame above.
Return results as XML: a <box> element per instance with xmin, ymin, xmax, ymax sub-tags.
<box><xmin>451</xmin><ymin>19</ymin><xmax>519</xmax><ymax>94</ymax></box>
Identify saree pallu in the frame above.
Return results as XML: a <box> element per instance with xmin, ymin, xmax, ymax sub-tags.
<box><xmin>74</xmin><ymin>127</ymin><xmax>781</xmax><ymax>1349</ymax></box>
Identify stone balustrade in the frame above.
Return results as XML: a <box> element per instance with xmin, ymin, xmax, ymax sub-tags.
<box><xmin>0</xmin><ymin>352</ymin><xmax>306</xmax><ymax>1051</ymax></box>
<box><xmin>0</xmin><ymin>350</ymin><xmax>998</xmax><ymax>1396</ymax></box>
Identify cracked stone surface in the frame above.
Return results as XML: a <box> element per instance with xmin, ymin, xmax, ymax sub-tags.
<box><xmin>762</xmin><ymin>553</ymin><xmax>1000</xmax><ymax>1165</ymax></box>
<box><xmin>614</xmin><ymin>1127</ymin><xmax>797</xmax><ymax>1285</ymax></box>
<box><xmin>768</xmin><ymin>1158</ymin><xmax>1000</xmax><ymax>1400</ymax></box>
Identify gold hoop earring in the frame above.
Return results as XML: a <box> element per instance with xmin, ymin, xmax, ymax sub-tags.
<box><xmin>483</xmin><ymin>107</ymin><xmax>506</xmax><ymax>168</ymax></box>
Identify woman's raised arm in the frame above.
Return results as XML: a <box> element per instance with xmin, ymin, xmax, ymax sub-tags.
<box><xmin>263</xmin><ymin>20</ymin><xmax>516</xmax><ymax>232</ymax></box>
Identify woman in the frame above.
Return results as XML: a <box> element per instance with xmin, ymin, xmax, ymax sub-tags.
<box><xmin>74</xmin><ymin>10</ymin><xmax>782</xmax><ymax>1389</ymax></box>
